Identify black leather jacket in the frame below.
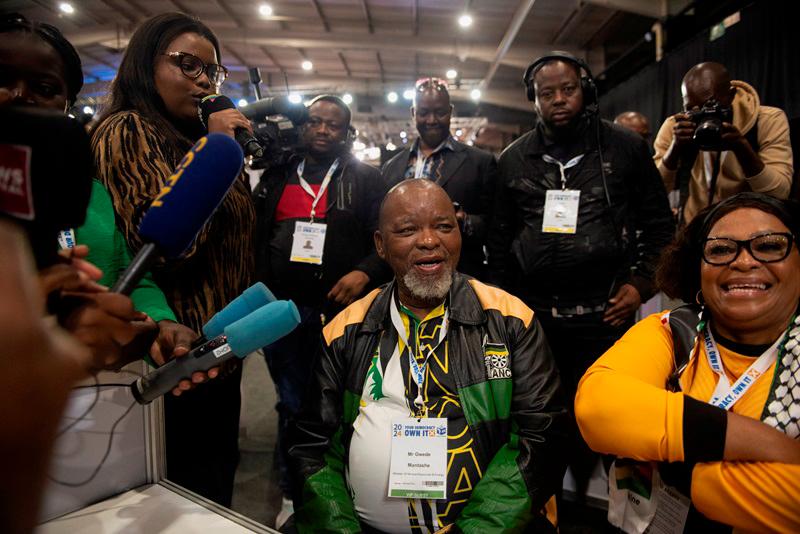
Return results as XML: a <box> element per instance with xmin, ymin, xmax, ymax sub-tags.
<box><xmin>488</xmin><ymin>118</ymin><xmax>674</xmax><ymax>308</ymax></box>
<box><xmin>289</xmin><ymin>273</ymin><xmax>570</xmax><ymax>532</ymax></box>
<box><xmin>252</xmin><ymin>153</ymin><xmax>389</xmax><ymax>312</ymax></box>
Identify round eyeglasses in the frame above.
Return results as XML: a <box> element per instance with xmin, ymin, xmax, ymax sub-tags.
<box><xmin>702</xmin><ymin>232</ymin><xmax>795</xmax><ymax>266</ymax></box>
<box><xmin>162</xmin><ymin>52</ymin><xmax>228</xmax><ymax>86</ymax></box>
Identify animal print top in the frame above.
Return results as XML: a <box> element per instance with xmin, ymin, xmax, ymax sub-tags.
<box><xmin>91</xmin><ymin>111</ymin><xmax>255</xmax><ymax>332</ymax></box>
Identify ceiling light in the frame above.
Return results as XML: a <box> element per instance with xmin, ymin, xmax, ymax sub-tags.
<box><xmin>301</xmin><ymin>60</ymin><xmax>313</xmax><ymax>71</ymax></box>
<box><xmin>387</xmin><ymin>91</ymin><xmax>398</xmax><ymax>103</ymax></box>
<box><xmin>59</xmin><ymin>2</ymin><xmax>75</xmax><ymax>14</ymax></box>
<box><xmin>470</xmin><ymin>88</ymin><xmax>481</xmax><ymax>101</ymax></box>
<box><xmin>82</xmin><ymin>105</ymin><xmax>93</xmax><ymax>115</ymax></box>
<box><xmin>446</xmin><ymin>69</ymin><xmax>458</xmax><ymax>80</ymax></box>
<box><xmin>458</xmin><ymin>13</ymin><xmax>473</xmax><ymax>28</ymax></box>
<box><xmin>386</xmin><ymin>142</ymin><xmax>396</xmax><ymax>151</ymax></box>
<box><xmin>237</xmin><ymin>99</ymin><xmax>248</xmax><ymax>107</ymax></box>
<box><xmin>342</xmin><ymin>93</ymin><xmax>353</xmax><ymax>104</ymax></box>
<box><xmin>399</xmin><ymin>131</ymin><xmax>407</xmax><ymax>139</ymax></box>
<box><xmin>455</xmin><ymin>129</ymin><xmax>463</xmax><ymax>137</ymax></box>
<box><xmin>353</xmin><ymin>140</ymin><xmax>366</xmax><ymax>151</ymax></box>
<box><xmin>259</xmin><ymin>4</ymin><xmax>273</xmax><ymax>16</ymax></box>
<box><xmin>402</xmin><ymin>88</ymin><xmax>415</xmax><ymax>100</ymax></box>
<box><xmin>288</xmin><ymin>93</ymin><xmax>302</xmax><ymax>104</ymax></box>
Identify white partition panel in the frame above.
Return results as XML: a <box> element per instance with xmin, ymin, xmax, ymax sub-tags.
<box><xmin>39</xmin><ymin>361</ymin><xmax>152</xmax><ymax>522</ymax></box>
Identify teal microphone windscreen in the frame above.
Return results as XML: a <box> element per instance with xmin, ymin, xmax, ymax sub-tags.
<box><xmin>202</xmin><ymin>282</ymin><xmax>277</xmax><ymax>339</ymax></box>
<box><xmin>225</xmin><ymin>300</ymin><xmax>301</xmax><ymax>357</ymax></box>
<box><xmin>138</xmin><ymin>133</ymin><xmax>243</xmax><ymax>258</ymax></box>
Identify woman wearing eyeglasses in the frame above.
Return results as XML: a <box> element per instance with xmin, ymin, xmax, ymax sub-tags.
<box><xmin>575</xmin><ymin>192</ymin><xmax>800</xmax><ymax>533</ymax></box>
<box><xmin>91</xmin><ymin>13</ymin><xmax>255</xmax><ymax>507</ymax></box>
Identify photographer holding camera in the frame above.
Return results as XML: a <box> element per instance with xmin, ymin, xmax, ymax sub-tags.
<box><xmin>654</xmin><ymin>62</ymin><xmax>793</xmax><ymax>223</ymax></box>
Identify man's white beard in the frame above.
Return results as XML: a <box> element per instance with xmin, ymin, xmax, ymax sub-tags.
<box><xmin>402</xmin><ymin>268</ymin><xmax>452</xmax><ymax>302</ymax></box>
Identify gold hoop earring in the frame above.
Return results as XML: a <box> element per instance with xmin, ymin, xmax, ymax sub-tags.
<box><xmin>695</xmin><ymin>290</ymin><xmax>705</xmax><ymax>306</ymax></box>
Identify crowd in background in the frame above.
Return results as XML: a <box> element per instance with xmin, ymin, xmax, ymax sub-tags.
<box><xmin>1</xmin><ymin>7</ymin><xmax>798</xmax><ymax>534</ymax></box>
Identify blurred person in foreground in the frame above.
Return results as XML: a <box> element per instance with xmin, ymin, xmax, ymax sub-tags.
<box><xmin>576</xmin><ymin>192</ymin><xmax>800</xmax><ymax>532</ymax></box>
<box><xmin>90</xmin><ymin>12</ymin><xmax>255</xmax><ymax>506</ymax></box>
<box><xmin>654</xmin><ymin>62</ymin><xmax>793</xmax><ymax>224</ymax></box>
<box><xmin>0</xmin><ymin>13</ymin><xmax>198</xmax><ymax>373</ymax></box>
<box><xmin>289</xmin><ymin>179</ymin><xmax>568</xmax><ymax>533</ymax></box>
<box><xmin>0</xmin><ymin>220</ymin><xmax>94</xmax><ymax>534</ymax></box>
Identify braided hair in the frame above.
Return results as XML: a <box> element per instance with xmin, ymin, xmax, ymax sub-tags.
<box><xmin>0</xmin><ymin>13</ymin><xmax>83</xmax><ymax>105</ymax></box>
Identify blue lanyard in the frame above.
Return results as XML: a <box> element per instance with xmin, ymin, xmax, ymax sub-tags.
<box><xmin>389</xmin><ymin>294</ymin><xmax>448</xmax><ymax>416</ymax></box>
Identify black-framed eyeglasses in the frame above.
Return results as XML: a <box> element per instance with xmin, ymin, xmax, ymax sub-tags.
<box><xmin>162</xmin><ymin>52</ymin><xmax>228</xmax><ymax>86</ymax></box>
<box><xmin>702</xmin><ymin>232</ymin><xmax>795</xmax><ymax>266</ymax></box>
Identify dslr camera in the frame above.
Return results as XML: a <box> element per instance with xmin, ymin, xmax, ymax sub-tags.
<box><xmin>685</xmin><ymin>98</ymin><xmax>733</xmax><ymax>150</ymax></box>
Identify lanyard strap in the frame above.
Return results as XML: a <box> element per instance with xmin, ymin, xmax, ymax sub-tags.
<box><xmin>413</xmin><ymin>139</ymin><xmax>448</xmax><ymax>179</ymax></box>
<box><xmin>703</xmin><ymin>151</ymin><xmax>728</xmax><ymax>206</ymax></box>
<box><xmin>542</xmin><ymin>153</ymin><xmax>584</xmax><ymax>190</ymax></box>
<box><xmin>389</xmin><ymin>294</ymin><xmax>448</xmax><ymax>416</ymax></box>
<box><xmin>703</xmin><ymin>327</ymin><xmax>782</xmax><ymax>410</ymax></box>
<box><xmin>297</xmin><ymin>158</ymin><xmax>339</xmax><ymax>221</ymax></box>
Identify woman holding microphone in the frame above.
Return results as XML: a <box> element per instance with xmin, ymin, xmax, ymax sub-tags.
<box><xmin>91</xmin><ymin>13</ymin><xmax>255</xmax><ymax>506</ymax></box>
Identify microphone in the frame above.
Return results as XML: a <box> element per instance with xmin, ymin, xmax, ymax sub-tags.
<box><xmin>131</xmin><ymin>299</ymin><xmax>300</xmax><ymax>404</ymax></box>
<box><xmin>0</xmin><ymin>107</ymin><xmax>93</xmax><ymax>267</ymax></box>
<box><xmin>199</xmin><ymin>94</ymin><xmax>264</xmax><ymax>159</ymax></box>
<box><xmin>189</xmin><ymin>282</ymin><xmax>277</xmax><ymax>349</ymax></box>
<box><xmin>239</xmin><ymin>95</ymin><xmax>309</xmax><ymax>125</ymax></box>
<box><xmin>203</xmin><ymin>282</ymin><xmax>276</xmax><ymax>339</ymax></box>
<box><xmin>111</xmin><ymin>133</ymin><xmax>244</xmax><ymax>294</ymax></box>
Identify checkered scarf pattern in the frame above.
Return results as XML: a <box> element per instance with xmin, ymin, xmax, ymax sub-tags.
<box><xmin>762</xmin><ymin>314</ymin><xmax>800</xmax><ymax>438</ymax></box>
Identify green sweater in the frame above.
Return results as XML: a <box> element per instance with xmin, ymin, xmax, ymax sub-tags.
<box><xmin>74</xmin><ymin>180</ymin><xmax>176</xmax><ymax>323</ymax></box>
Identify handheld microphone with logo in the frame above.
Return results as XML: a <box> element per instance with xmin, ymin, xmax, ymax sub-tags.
<box><xmin>111</xmin><ymin>133</ymin><xmax>243</xmax><ymax>295</ymax></box>
<box><xmin>131</xmin><ymin>299</ymin><xmax>300</xmax><ymax>404</ymax></box>
<box><xmin>192</xmin><ymin>281</ymin><xmax>277</xmax><ymax>349</ymax></box>
<box><xmin>199</xmin><ymin>94</ymin><xmax>264</xmax><ymax>159</ymax></box>
<box><xmin>0</xmin><ymin>107</ymin><xmax>93</xmax><ymax>267</ymax></box>
<box><xmin>239</xmin><ymin>95</ymin><xmax>309</xmax><ymax>126</ymax></box>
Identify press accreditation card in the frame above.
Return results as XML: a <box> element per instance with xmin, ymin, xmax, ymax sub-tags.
<box><xmin>388</xmin><ymin>418</ymin><xmax>448</xmax><ymax>499</ymax></box>
<box><xmin>542</xmin><ymin>190</ymin><xmax>580</xmax><ymax>234</ymax></box>
<box><xmin>290</xmin><ymin>221</ymin><xmax>326</xmax><ymax>264</ymax></box>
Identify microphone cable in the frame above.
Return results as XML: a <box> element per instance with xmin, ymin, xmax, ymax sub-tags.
<box><xmin>48</xmin><ymin>369</ymin><xmax>144</xmax><ymax>488</ymax></box>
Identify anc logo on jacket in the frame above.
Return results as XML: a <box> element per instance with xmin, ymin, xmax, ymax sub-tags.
<box><xmin>484</xmin><ymin>342</ymin><xmax>511</xmax><ymax>380</ymax></box>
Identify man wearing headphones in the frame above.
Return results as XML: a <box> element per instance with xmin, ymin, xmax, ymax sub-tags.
<box><xmin>382</xmin><ymin>78</ymin><xmax>497</xmax><ymax>280</ymax></box>
<box><xmin>488</xmin><ymin>52</ymin><xmax>673</xmax><ymax>499</ymax></box>
<box><xmin>252</xmin><ymin>94</ymin><xmax>389</xmax><ymax>528</ymax></box>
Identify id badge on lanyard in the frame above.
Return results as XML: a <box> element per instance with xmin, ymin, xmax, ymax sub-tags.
<box><xmin>388</xmin><ymin>418</ymin><xmax>448</xmax><ymax>499</ymax></box>
<box><xmin>289</xmin><ymin>158</ymin><xmax>338</xmax><ymax>265</ymax></box>
<box><xmin>542</xmin><ymin>154</ymin><xmax>583</xmax><ymax>234</ymax></box>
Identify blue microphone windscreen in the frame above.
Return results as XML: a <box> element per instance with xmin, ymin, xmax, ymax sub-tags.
<box><xmin>202</xmin><ymin>282</ymin><xmax>277</xmax><ymax>338</ymax></box>
<box><xmin>138</xmin><ymin>133</ymin><xmax>243</xmax><ymax>258</ymax></box>
<box><xmin>225</xmin><ymin>300</ymin><xmax>301</xmax><ymax>357</ymax></box>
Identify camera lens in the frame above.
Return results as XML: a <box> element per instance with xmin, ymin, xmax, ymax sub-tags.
<box><xmin>693</xmin><ymin>118</ymin><xmax>723</xmax><ymax>150</ymax></box>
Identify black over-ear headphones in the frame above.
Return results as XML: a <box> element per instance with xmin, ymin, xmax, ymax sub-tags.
<box><xmin>522</xmin><ymin>51</ymin><xmax>598</xmax><ymax>112</ymax></box>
